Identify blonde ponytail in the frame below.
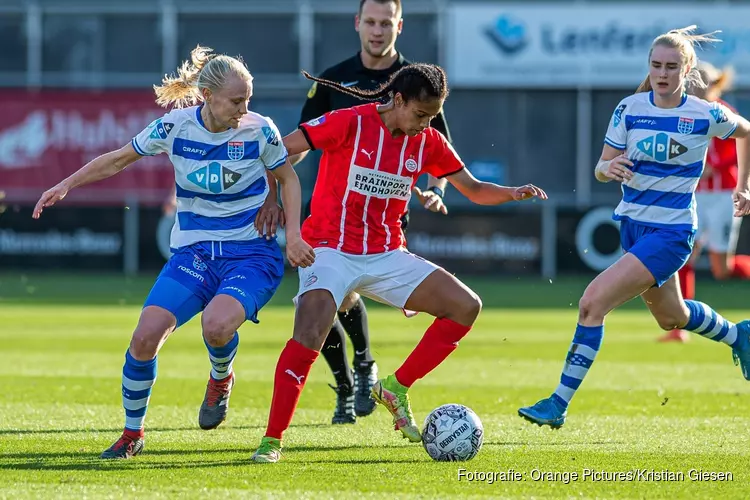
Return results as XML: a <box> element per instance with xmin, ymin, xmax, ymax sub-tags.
<box><xmin>153</xmin><ymin>45</ymin><xmax>253</xmax><ymax>109</ymax></box>
<box><xmin>636</xmin><ymin>75</ymin><xmax>652</xmax><ymax>93</ymax></box>
<box><xmin>636</xmin><ymin>25</ymin><xmax>722</xmax><ymax>94</ymax></box>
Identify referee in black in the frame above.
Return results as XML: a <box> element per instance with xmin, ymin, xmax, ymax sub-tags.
<box><xmin>292</xmin><ymin>0</ymin><xmax>452</xmax><ymax>425</ymax></box>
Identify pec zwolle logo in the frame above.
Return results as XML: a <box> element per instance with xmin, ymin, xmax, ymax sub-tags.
<box><xmin>187</xmin><ymin>161</ymin><xmax>242</xmax><ymax>193</ymax></box>
<box><xmin>193</xmin><ymin>255</ymin><xmax>207</xmax><ymax>272</ymax></box>
<box><xmin>637</xmin><ymin>133</ymin><xmax>687</xmax><ymax>162</ymax></box>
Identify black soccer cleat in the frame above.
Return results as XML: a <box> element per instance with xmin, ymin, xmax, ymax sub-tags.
<box><xmin>199</xmin><ymin>372</ymin><xmax>235</xmax><ymax>430</ymax></box>
<box><xmin>100</xmin><ymin>432</ymin><xmax>145</xmax><ymax>459</ymax></box>
<box><xmin>353</xmin><ymin>361</ymin><xmax>378</xmax><ymax>417</ymax></box>
<box><xmin>329</xmin><ymin>383</ymin><xmax>356</xmax><ymax>424</ymax></box>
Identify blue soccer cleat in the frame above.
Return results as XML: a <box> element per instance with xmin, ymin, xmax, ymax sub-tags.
<box><xmin>518</xmin><ymin>397</ymin><xmax>567</xmax><ymax>429</ymax></box>
<box><xmin>731</xmin><ymin>320</ymin><xmax>750</xmax><ymax>381</ymax></box>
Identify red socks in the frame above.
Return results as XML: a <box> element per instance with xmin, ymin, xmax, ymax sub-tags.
<box><xmin>394</xmin><ymin>318</ymin><xmax>471</xmax><ymax>388</ymax></box>
<box><xmin>264</xmin><ymin>339</ymin><xmax>319</xmax><ymax>440</ymax></box>
<box><xmin>123</xmin><ymin>428</ymin><xmax>144</xmax><ymax>439</ymax></box>
<box><xmin>678</xmin><ymin>263</ymin><xmax>695</xmax><ymax>300</ymax></box>
<box><xmin>731</xmin><ymin>255</ymin><xmax>750</xmax><ymax>279</ymax></box>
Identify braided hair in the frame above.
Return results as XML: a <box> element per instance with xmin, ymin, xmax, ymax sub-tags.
<box><xmin>302</xmin><ymin>63</ymin><xmax>448</xmax><ymax>104</ymax></box>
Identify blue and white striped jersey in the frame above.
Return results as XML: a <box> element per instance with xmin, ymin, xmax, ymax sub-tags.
<box><xmin>605</xmin><ymin>92</ymin><xmax>739</xmax><ymax>231</ymax></box>
<box><xmin>131</xmin><ymin>106</ymin><xmax>287</xmax><ymax>250</ymax></box>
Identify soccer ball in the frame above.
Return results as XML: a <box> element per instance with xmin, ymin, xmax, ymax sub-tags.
<box><xmin>421</xmin><ymin>404</ymin><xmax>484</xmax><ymax>461</ymax></box>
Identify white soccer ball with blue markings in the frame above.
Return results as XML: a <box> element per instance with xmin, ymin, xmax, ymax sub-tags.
<box><xmin>421</xmin><ymin>404</ymin><xmax>483</xmax><ymax>461</ymax></box>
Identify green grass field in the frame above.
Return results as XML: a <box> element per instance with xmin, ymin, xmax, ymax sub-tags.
<box><xmin>2</xmin><ymin>272</ymin><xmax>750</xmax><ymax>499</ymax></box>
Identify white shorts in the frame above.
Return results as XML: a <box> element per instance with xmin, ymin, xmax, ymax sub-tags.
<box><xmin>696</xmin><ymin>192</ymin><xmax>742</xmax><ymax>253</ymax></box>
<box><xmin>296</xmin><ymin>247</ymin><xmax>440</xmax><ymax>310</ymax></box>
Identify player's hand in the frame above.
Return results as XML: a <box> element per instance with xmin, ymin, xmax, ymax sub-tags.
<box><xmin>733</xmin><ymin>187</ymin><xmax>750</xmax><ymax>217</ymax></box>
<box><xmin>602</xmin><ymin>154</ymin><xmax>634</xmax><ymax>183</ymax></box>
<box><xmin>412</xmin><ymin>186</ymin><xmax>448</xmax><ymax>215</ymax></box>
<box><xmin>255</xmin><ymin>197</ymin><xmax>285</xmax><ymax>240</ymax></box>
<box><xmin>700</xmin><ymin>164</ymin><xmax>714</xmax><ymax>181</ymax></box>
<box><xmin>512</xmin><ymin>184</ymin><xmax>548</xmax><ymax>201</ymax></box>
<box><xmin>32</xmin><ymin>182</ymin><xmax>70</xmax><ymax>219</ymax></box>
<box><xmin>286</xmin><ymin>234</ymin><xmax>315</xmax><ymax>268</ymax></box>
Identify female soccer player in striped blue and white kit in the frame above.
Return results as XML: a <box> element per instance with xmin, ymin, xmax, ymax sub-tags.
<box><xmin>519</xmin><ymin>26</ymin><xmax>750</xmax><ymax>428</ymax></box>
<box><xmin>32</xmin><ymin>46</ymin><xmax>315</xmax><ymax>458</ymax></box>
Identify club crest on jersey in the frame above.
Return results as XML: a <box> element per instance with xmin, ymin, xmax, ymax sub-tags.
<box><xmin>227</xmin><ymin>141</ymin><xmax>244</xmax><ymax>160</ymax></box>
<box><xmin>677</xmin><ymin>117</ymin><xmax>694</xmax><ymax>135</ymax></box>
<box><xmin>405</xmin><ymin>158</ymin><xmax>418</xmax><ymax>172</ymax></box>
<box><xmin>637</xmin><ymin>133</ymin><xmax>687</xmax><ymax>162</ymax></box>
<box><xmin>193</xmin><ymin>255</ymin><xmax>208</xmax><ymax>272</ymax></box>
<box><xmin>187</xmin><ymin>161</ymin><xmax>242</xmax><ymax>193</ymax></box>
<box><xmin>613</xmin><ymin>104</ymin><xmax>626</xmax><ymax>128</ymax></box>
<box><xmin>306</xmin><ymin>115</ymin><xmax>326</xmax><ymax>127</ymax></box>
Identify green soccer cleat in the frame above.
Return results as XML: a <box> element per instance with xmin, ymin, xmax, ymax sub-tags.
<box><xmin>371</xmin><ymin>374</ymin><xmax>421</xmax><ymax>442</ymax></box>
<box><xmin>251</xmin><ymin>436</ymin><xmax>283</xmax><ymax>463</ymax></box>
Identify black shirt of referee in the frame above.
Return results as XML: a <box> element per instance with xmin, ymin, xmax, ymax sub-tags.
<box><xmin>298</xmin><ymin>52</ymin><xmax>452</xmax><ymax>228</ymax></box>
<box><xmin>299</xmin><ymin>52</ymin><xmax>452</xmax><ymax>142</ymax></box>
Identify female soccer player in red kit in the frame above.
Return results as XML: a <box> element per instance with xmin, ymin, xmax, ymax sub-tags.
<box><xmin>664</xmin><ymin>62</ymin><xmax>750</xmax><ymax>342</ymax></box>
<box><xmin>251</xmin><ymin>63</ymin><xmax>547</xmax><ymax>462</ymax></box>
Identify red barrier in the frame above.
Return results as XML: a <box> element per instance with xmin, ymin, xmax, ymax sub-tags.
<box><xmin>0</xmin><ymin>91</ymin><xmax>174</xmax><ymax>206</ymax></box>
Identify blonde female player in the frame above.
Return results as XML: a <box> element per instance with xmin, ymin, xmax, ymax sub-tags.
<box><xmin>519</xmin><ymin>26</ymin><xmax>750</xmax><ymax>428</ymax></box>
<box><xmin>33</xmin><ymin>46</ymin><xmax>314</xmax><ymax>458</ymax></box>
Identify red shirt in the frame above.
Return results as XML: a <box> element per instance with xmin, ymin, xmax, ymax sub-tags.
<box><xmin>299</xmin><ymin>104</ymin><xmax>464</xmax><ymax>255</ymax></box>
<box><xmin>697</xmin><ymin>99</ymin><xmax>738</xmax><ymax>193</ymax></box>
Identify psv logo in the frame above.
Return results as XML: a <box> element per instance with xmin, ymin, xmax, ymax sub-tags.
<box><xmin>636</xmin><ymin>133</ymin><xmax>687</xmax><ymax>162</ymax></box>
<box><xmin>187</xmin><ymin>162</ymin><xmax>242</xmax><ymax>193</ymax></box>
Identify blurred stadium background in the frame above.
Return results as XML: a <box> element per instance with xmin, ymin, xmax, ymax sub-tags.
<box><xmin>4</xmin><ymin>3</ymin><xmax>750</xmax><ymax>497</ymax></box>
<box><xmin>2</xmin><ymin>0</ymin><xmax>750</xmax><ymax>279</ymax></box>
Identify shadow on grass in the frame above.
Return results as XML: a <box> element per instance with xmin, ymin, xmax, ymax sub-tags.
<box><xmin>0</xmin><ymin>423</ymin><xmax>331</xmax><ymax>435</ymax></box>
<box><xmin>0</xmin><ymin>443</ymin><xmax>423</xmax><ymax>470</ymax></box>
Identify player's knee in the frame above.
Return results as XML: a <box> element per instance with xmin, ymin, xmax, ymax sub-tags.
<box><xmin>201</xmin><ymin>314</ymin><xmax>238</xmax><ymax>347</ymax></box>
<box><xmin>339</xmin><ymin>292</ymin><xmax>360</xmax><ymax>313</ymax></box>
<box><xmin>294</xmin><ymin>318</ymin><xmax>331</xmax><ymax>350</ymax></box>
<box><xmin>294</xmin><ymin>292</ymin><xmax>337</xmax><ymax>350</ymax></box>
<box><xmin>654</xmin><ymin>310</ymin><xmax>689</xmax><ymax>331</ymax></box>
<box><xmin>451</xmin><ymin>291</ymin><xmax>482</xmax><ymax>325</ymax></box>
<box><xmin>130</xmin><ymin>328</ymin><xmax>164</xmax><ymax>360</ymax></box>
<box><xmin>578</xmin><ymin>292</ymin><xmax>605</xmax><ymax>323</ymax></box>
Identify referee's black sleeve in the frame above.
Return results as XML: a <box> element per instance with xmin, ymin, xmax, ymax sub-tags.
<box><xmin>298</xmin><ymin>78</ymin><xmax>332</xmax><ymax>126</ymax></box>
<box><xmin>431</xmin><ymin>110</ymin><xmax>453</xmax><ymax>143</ymax></box>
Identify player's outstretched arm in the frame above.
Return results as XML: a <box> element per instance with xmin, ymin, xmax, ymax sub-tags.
<box><xmin>729</xmin><ymin>115</ymin><xmax>750</xmax><ymax>216</ymax></box>
<box><xmin>445</xmin><ymin>168</ymin><xmax>547</xmax><ymax>206</ymax></box>
<box><xmin>270</xmin><ymin>160</ymin><xmax>315</xmax><ymax>268</ymax></box>
<box><xmin>32</xmin><ymin>143</ymin><xmax>142</xmax><ymax>219</ymax></box>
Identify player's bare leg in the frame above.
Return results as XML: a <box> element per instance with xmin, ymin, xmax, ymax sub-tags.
<box><xmin>642</xmin><ymin>275</ymin><xmax>750</xmax><ymax>378</ymax></box>
<box><xmin>101</xmin><ymin>306</ymin><xmax>176</xmax><ymax>459</ymax></box>
<box><xmin>372</xmin><ymin>269</ymin><xmax>481</xmax><ymax>442</ymax></box>
<box><xmin>199</xmin><ymin>295</ymin><xmax>246</xmax><ymax>430</ymax></box>
<box><xmin>520</xmin><ymin>253</ymin><xmax>655</xmax><ymax>428</ymax></box>
<box><xmin>252</xmin><ymin>289</ymin><xmax>337</xmax><ymax>463</ymax></box>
